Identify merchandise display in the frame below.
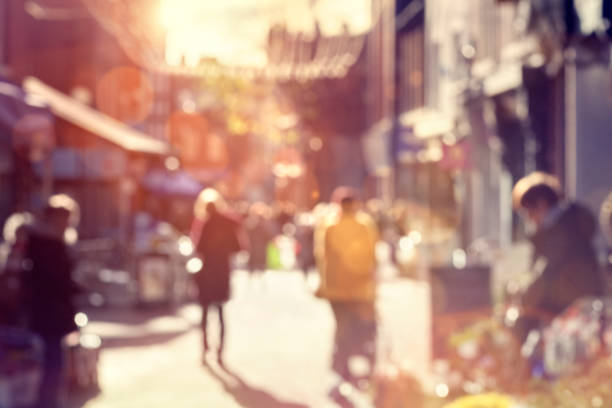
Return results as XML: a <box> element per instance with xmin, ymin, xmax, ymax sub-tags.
<box><xmin>0</xmin><ymin>328</ymin><xmax>43</xmax><ymax>408</ymax></box>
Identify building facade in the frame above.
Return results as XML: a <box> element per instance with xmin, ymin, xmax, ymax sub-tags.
<box><xmin>391</xmin><ymin>0</ymin><xmax>612</xmax><ymax>254</ymax></box>
<box><xmin>0</xmin><ymin>0</ymin><xmax>174</xmax><ymax>240</ymax></box>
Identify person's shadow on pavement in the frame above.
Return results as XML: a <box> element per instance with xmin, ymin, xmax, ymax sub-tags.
<box><xmin>203</xmin><ymin>361</ymin><xmax>309</xmax><ymax>408</ymax></box>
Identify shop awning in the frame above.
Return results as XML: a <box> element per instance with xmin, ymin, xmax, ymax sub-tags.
<box><xmin>23</xmin><ymin>77</ymin><xmax>171</xmax><ymax>156</ymax></box>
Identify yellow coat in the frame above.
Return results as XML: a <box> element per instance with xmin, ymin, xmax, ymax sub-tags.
<box><xmin>315</xmin><ymin>211</ymin><xmax>379</xmax><ymax>302</ymax></box>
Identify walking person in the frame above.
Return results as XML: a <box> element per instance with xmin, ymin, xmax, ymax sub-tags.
<box><xmin>244</xmin><ymin>202</ymin><xmax>275</xmax><ymax>283</ymax></box>
<box><xmin>21</xmin><ymin>195</ymin><xmax>81</xmax><ymax>408</ymax></box>
<box><xmin>0</xmin><ymin>212</ymin><xmax>32</xmax><ymax>326</ymax></box>
<box><xmin>295</xmin><ymin>212</ymin><xmax>316</xmax><ymax>282</ymax></box>
<box><xmin>191</xmin><ymin>189</ymin><xmax>246</xmax><ymax>366</ymax></box>
<box><xmin>315</xmin><ymin>187</ymin><xmax>379</xmax><ymax>404</ymax></box>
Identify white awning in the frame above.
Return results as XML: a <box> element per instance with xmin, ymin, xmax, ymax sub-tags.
<box><xmin>399</xmin><ymin>108</ymin><xmax>454</xmax><ymax>139</ymax></box>
<box><xmin>362</xmin><ymin>118</ymin><xmax>393</xmax><ymax>174</ymax></box>
<box><xmin>23</xmin><ymin>77</ymin><xmax>171</xmax><ymax>155</ymax></box>
<box><xmin>483</xmin><ymin>63</ymin><xmax>523</xmax><ymax>97</ymax></box>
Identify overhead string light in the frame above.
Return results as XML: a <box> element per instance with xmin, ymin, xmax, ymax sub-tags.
<box><xmin>80</xmin><ymin>0</ymin><xmax>372</xmax><ymax>80</ymax></box>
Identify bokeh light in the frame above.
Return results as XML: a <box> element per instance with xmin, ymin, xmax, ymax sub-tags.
<box><xmin>74</xmin><ymin>312</ymin><xmax>89</xmax><ymax>328</ymax></box>
<box><xmin>186</xmin><ymin>257</ymin><xmax>203</xmax><ymax>274</ymax></box>
<box><xmin>178</xmin><ymin>236</ymin><xmax>194</xmax><ymax>257</ymax></box>
<box><xmin>435</xmin><ymin>383</ymin><xmax>450</xmax><ymax>398</ymax></box>
<box><xmin>96</xmin><ymin>67</ymin><xmax>154</xmax><ymax>124</ymax></box>
<box><xmin>164</xmin><ymin>156</ymin><xmax>180</xmax><ymax>171</ymax></box>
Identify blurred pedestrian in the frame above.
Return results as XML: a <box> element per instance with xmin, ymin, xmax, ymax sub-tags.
<box><xmin>295</xmin><ymin>211</ymin><xmax>316</xmax><ymax>280</ymax></box>
<box><xmin>316</xmin><ymin>187</ymin><xmax>379</xmax><ymax>399</ymax></box>
<box><xmin>0</xmin><ymin>212</ymin><xmax>32</xmax><ymax>326</ymax></box>
<box><xmin>192</xmin><ymin>188</ymin><xmax>246</xmax><ymax>365</ymax></box>
<box><xmin>274</xmin><ymin>202</ymin><xmax>296</xmax><ymax>232</ymax></box>
<box><xmin>244</xmin><ymin>202</ymin><xmax>275</xmax><ymax>280</ymax></box>
<box><xmin>21</xmin><ymin>194</ymin><xmax>81</xmax><ymax>408</ymax></box>
<box><xmin>512</xmin><ymin>172</ymin><xmax>604</xmax><ymax>343</ymax></box>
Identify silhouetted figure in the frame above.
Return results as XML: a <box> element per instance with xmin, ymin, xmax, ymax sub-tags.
<box><xmin>274</xmin><ymin>202</ymin><xmax>295</xmax><ymax>233</ymax></box>
<box><xmin>21</xmin><ymin>195</ymin><xmax>81</xmax><ymax>408</ymax></box>
<box><xmin>245</xmin><ymin>202</ymin><xmax>275</xmax><ymax>277</ymax></box>
<box><xmin>0</xmin><ymin>213</ymin><xmax>32</xmax><ymax>326</ymax></box>
<box><xmin>192</xmin><ymin>189</ymin><xmax>244</xmax><ymax>365</ymax></box>
<box><xmin>316</xmin><ymin>187</ymin><xmax>379</xmax><ymax>400</ymax></box>
<box><xmin>512</xmin><ymin>172</ymin><xmax>604</xmax><ymax>343</ymax></box>
<box><xmin>204</xmin><ymin>362</ymin><xmax>309</xmax><ymax>408</ymax></box>
<box><xmin>295</xmin><ymin>215</ymin><xmax>316</xmax><ymax>278</ymax></box>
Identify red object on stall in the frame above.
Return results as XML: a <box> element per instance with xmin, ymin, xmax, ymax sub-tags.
<box><xmin>439</xmin><ymin>140</ymin><xmax>471</xmax><ymax>171</ymax></box>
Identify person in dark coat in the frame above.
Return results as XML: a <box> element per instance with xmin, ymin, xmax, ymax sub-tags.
<box><xmin>245</xmin><ymin>202</ymin><xmax>275</xmax><ymax>277</ymax></box>
<box><xmin>192</xmin><ymin>189</ymin><xmax>245</xmax><ymax>365</ymax></box>
<box><xmin>21</xmin><ymin>195</ymin><xmax>81</xmax><ymax>408</ymax></box>
<box><xmin>512</xmin><ymin>172</ymin><xmax>604</xmax><ymax>343</ymax></box>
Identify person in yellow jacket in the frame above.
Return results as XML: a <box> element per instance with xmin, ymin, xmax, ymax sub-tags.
<box><xmin>315</xmin><ymin>187</ymin><xmax>379</xmax><ymax>397</ymax></box>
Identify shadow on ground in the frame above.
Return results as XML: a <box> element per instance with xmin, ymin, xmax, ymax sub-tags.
<box><xmin>80</xmin><ymin>303</ymin><xmax>199</xmax><ymax>349</ymax></box>
<box><xmin>66</xmin><ymin>387</ymin><xmax>101</xmax><ymax>408</ymax></box>
<box><xmin>98</xmin><ymin>330</ymin><xmax>194</xmax><ymax>349</ymax></box>
<box><xmin>81</xmin><ymin>304</ymin><xmax>182</xmax><ymax>325</ymax></box>
<box><xmin>205</xmin><ymin>362</ymin><xmax>310</xmax><ymax>408</ymax></box>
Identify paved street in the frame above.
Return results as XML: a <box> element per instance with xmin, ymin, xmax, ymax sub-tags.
<box><xmin>73</xmin><ymin>270</ymin><xmax>431</xmax><ymax>408</ymax></box>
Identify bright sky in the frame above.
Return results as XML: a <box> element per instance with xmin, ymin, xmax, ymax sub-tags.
<box><xmin>159</xmin><ymin>0</ymin><xmax>372</xmax><ymax>68</ymax></box>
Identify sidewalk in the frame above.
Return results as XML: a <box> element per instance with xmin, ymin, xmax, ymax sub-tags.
<box><xmin>74</xmin><ymin>270</ymin><xmax>431</xmax><ymax>408</ymax></box>
<box><xmin>81</xmin><ymin>303</ymin><xmax>200</xmax><ymax>347</ymax></box>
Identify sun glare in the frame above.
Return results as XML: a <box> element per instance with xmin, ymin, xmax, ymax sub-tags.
<box><xmin>158</xmin><ymin>0</ymin><xmax>190</xmax><ymax>30</ymax></box>
<box><xmin>157</xmin><ymin>0</ymin><xmax>371</xmax><ymax>69</ymax></box>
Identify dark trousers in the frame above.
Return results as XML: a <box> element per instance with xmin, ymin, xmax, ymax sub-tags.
<box><xmin>201</xmin><ymin>303</ymin><xmax>225</xmax><ymax>354</ymax></box>
<box><xmin>330</xmin><ymin>302</ymin><xmax>377</xmax><ymax>382</ymax></box>
<box><xmin>37</xmin><ymin>334</ymin><xmax>65</xmax><ymax>408</ymax></box>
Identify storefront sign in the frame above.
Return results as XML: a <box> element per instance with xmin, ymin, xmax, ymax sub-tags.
<box><xmin>50</xmin><ymin>148</ymin><xmax>126</xmax><ymax>180</ymax></box>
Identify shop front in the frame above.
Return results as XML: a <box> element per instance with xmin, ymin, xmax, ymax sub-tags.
<box><xmin>394</xmin><ymin>108</ymin><xmax>461</xmax><ymax>268</ymax></box>
<box><xmin>23</xmin><ymin>77</ymin><xmax>172</xmax><ymax>242</ymax></box>
<box><xmin>0</xmin><ymin>78</ymin><xmax>54</xmax><ymax>229</ymax></box>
